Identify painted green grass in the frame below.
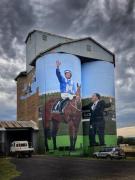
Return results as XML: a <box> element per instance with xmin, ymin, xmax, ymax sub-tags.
<box><xmin>0</xmin><ymin>158</ymin><xmax>20</xmax><ymax>180</ymax></box>
<box><xmin>83</xmin><ymin>135</ymin><xmax>117</xmax><ymax>148</ymax></box>
<box><xmin>48</xmin><ymin>135</ymin><xmax>83</xmax><ymax>150</ymax></box>
<box><xmin>83</xmin><ymin>135</ymin><xmax>117</xmax><ymax>154</ymax></box>
<box><xmin>47</xmin><ymin>135</ymin><xmax>117</xmax><ymax>156</ymax></box>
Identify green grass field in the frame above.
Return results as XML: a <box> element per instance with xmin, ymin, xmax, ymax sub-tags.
<box><xmin>0</xmin><ymin>158</ymin><xmax>20</xmax><ymax>180</ymax></box>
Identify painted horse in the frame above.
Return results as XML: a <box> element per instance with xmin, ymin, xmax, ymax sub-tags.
<box><xmin>44</xmin><ymin>84</ymin><xmax>81</xmax><ymax>151</ymax></box>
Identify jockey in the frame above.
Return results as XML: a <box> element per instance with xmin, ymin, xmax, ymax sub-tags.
<box><xmin>56</xmin><ymin>60</ymin><xmax>76</xmax><ymax>100</ymax></box>
<box><xmin>54</xmin><ymin>60</ymin><xmax>76</xmax><ymax>113</ymax></box>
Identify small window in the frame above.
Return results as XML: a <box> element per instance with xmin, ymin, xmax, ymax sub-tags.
<box><xmin>20</xmin><ymin>143</ymin><xmax>27</xmax><ymax>147</ymax></box>
<box><xmin>86</xmin><ymin>45</ymin><xmax>91</xmax><ymax>52</ymax></box>
<box><xmin>42</xmin><ymin>34</ymin><xmax>47</xmax><ymax>41</ymax></box>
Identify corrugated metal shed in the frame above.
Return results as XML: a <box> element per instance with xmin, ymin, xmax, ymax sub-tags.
<box><xmin>25</xmin><ymin>30</ymin><xmax>73</xmax><ymax>72</ymax></box>
<box><xmin>0</xmin><ymin>120</ymin><xmax>38</xmax><ymax>130</ymax></box>
<box><xmin>29</xmin><ymin>37</ymin><xmax>115</xmax><ymax>67</ymax></box>
<box><xmin>25</xmin><ymin>29</ymin><xmax>73</xmax><ymax>43</ymax></box>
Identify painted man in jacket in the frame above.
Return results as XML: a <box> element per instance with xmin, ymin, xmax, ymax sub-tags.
<box><xmin>83</xmin><ymin>93</ymin><xmax>112</xmax><ymax>146</ymax></box>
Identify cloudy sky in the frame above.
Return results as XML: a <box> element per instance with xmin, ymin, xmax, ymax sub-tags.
<box><xmin>0</xmin><ymin>0</ymin><xmax>135</xmax><ymax>130</ymax></box>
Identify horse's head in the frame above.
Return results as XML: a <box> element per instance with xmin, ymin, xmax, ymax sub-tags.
<box><xmin>75</xmin><ymin>83</ymin><xmax>81</xmax><ymax>102</ymax></box>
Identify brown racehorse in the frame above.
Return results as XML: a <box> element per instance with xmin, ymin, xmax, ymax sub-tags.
<box><xmin>44</xmin><ymin>84</ymin><xmax>81</xmax><ymax>151</ymax></box>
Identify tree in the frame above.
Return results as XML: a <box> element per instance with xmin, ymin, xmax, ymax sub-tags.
<box><xmin>117</xmin><ymin>136</ymin><xmax>124</xmax><ymax>145</ymax></box>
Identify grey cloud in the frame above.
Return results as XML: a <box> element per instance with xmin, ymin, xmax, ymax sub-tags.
<box><xmin>117</xmin><ymin>116</ymin><xmax>135</xmax><ymax>128</ymax></box>
<box><xmin>33</xmin><ymin>0</ymin><xmax>90</xmax><ymax>34</ymax></box>
<box><xmin>0</xmin><ymin>0</ymin><xmax>36</xmax><ymax>59</ymax></box>
<box><xmin>69</xmin><ymin>0</ymin><xmax>135</xmax><ymax>50</ymax></box>
<box><xmin>0</xmin><ymin>0</ymin><xmax>37</xmax><ymax>120</ymax></box>
<box><xmin>0</xmin><ymin>63</ymin><xmax>20</xmax><ymax>80</ymax></box>
<box><xmin>0</xmin><ymin>101</ymin><xmax>16</xmax><ymax>120</ymax></box>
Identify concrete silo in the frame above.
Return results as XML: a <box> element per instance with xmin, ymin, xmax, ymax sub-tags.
<box><xmin>82</xmin><ymin>60</ymin><xmax>116</xmax><ymax>154</ymax></box>
<box><xmin>36</xmin><ymin>53</ymin><xmax>83</xmax><ymax>153</ymax></box>
<box><xmin>15</xmin><ymin>30</ymin><xmax>117</xmax><ymax>155</ymax></box>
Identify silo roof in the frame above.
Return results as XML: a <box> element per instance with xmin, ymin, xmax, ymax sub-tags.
<box><xmin>30</xmin><ymin>37</ymin><xmax>115</xmax><ymax>67</ymax></box>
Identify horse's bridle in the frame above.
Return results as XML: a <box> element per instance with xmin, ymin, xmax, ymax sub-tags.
<box><xmin>69</xmin><ymin>101</ymin><xmax>81</xmax><ymax>112</ymax></box>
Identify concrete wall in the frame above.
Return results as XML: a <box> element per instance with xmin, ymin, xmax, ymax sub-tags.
<box><xmin>0</xmin><ymin>131</ymin><xmax>6</xmax><ymax>155</ymax></box>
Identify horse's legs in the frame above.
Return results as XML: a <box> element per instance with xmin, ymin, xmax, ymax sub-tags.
<box><xmin>73</xmin><ymin>135</ymin><xmax>77</xmax><ymax>150</ymax></box>
<box><xmin>69</xmin><ymin>118</ymin><xmax>81</xmax><ymax>151</ymax></box>
<box><xmin>68</xmin><ymin>120</ymin><xmax>76</xmax><ymax>151</ymax></box>
<box><xmin>70</xmin><ymin>136</ymin><xmax>74</xmax><ymax>151</ymax></box>
<box><xmin>73</xmin><ymin>119</ymin><xmax>80</xmax><ymax>150</ymax></box>
<box><xmin>44</xmin><ymin>128</ymin><xmax>50</xmax><ymax>151</ymax></box>
<box><xmin>70</xmin><ymin>135</ymin><xmax>77</xmax><ymax>151</ymax></box>
<box><xmin>52</xmin><ymin>119</ymin><xmax>59</xmax><ymax>150</ymax></box>
<box><xmin>72</xmin><ymin>125</ymin><xmax>78</xmax><ymax>151</ymax></box>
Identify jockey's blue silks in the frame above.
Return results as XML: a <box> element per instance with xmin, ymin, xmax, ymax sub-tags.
<box><xmin>56</xmin><ymin>68</ymin><xmax>76</xmax><ymax>98</ymax></box>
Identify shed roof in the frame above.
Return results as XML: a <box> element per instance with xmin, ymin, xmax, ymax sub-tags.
<box><xmin>0</xmin><ymin>120</ymin><xmax>38</xmax><ymax>130</ymax></box>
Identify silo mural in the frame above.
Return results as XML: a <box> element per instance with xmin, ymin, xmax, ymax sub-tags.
<box><xmin>19</xmin><ymin>53</ymin><xmax>117</xmax><ymax>155</ymax></box>
<box><xmin>36</xmin><ymin>53</ymin><xmax>83</xmax><ymax>153</ymax></box>
<box><xmin>82</xmin><ymin>61</ymin><xmax>117</xmax><ymax>152</ymax></box>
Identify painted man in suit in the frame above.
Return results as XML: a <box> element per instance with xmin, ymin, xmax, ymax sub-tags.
<box><xmin>83</xmin><ymin>93</ymin><xmax>112</xmax><ymax>146</ymax></box>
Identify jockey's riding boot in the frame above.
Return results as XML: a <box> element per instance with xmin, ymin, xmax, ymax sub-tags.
<box><xmin>60</xmin><ymin>98</ymin><xmax>69</xmax><ymax>112</ymax></box>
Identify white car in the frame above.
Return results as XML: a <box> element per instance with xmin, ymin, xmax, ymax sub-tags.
<box><xmin>93</xmin><ymin>147</ymin><xmax>126</xmax><ymax>160</ymax></box>
<box><xmin>10</xmin><ymin>141</ymin><xmax>34</xmax><ymax>158</ymax></box>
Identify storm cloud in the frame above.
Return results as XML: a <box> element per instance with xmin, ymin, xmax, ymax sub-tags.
<box><xmin>0</xmin><ymin>0</ymin><xmax>134</xmax><ymax>128</ymax></box>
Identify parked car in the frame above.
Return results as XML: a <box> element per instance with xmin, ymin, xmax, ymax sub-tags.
<box><xmin>10</xmin><ymin>141</ymin><xmax>34</xmax><ymax>158</ymax></box>
<box><xmin>93</xmin><ymin>147</ymin><xmax>126</xmax><ymax>160</ymax></box>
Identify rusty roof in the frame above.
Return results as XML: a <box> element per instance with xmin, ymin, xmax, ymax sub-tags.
<box><xmin>0</xmin><ymin>120</ymin><xmax>38</xmax><ymax>130</ymax></box>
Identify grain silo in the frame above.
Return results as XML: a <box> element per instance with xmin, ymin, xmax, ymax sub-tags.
<box><xmin>82</xmin><ymin>61</ymin><xmax>116</xmax><ymax>154</ymax></box>
<box><xmin>15</xmin><ymin>30</ymin><xmax>117</xmax><ymax>155</ymax></box>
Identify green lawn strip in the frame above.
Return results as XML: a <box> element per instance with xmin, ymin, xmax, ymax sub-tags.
<box><xmin>0</xmin><ymin>158</ymin><xmax>20</xmax><ymax>180</ymax></box>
